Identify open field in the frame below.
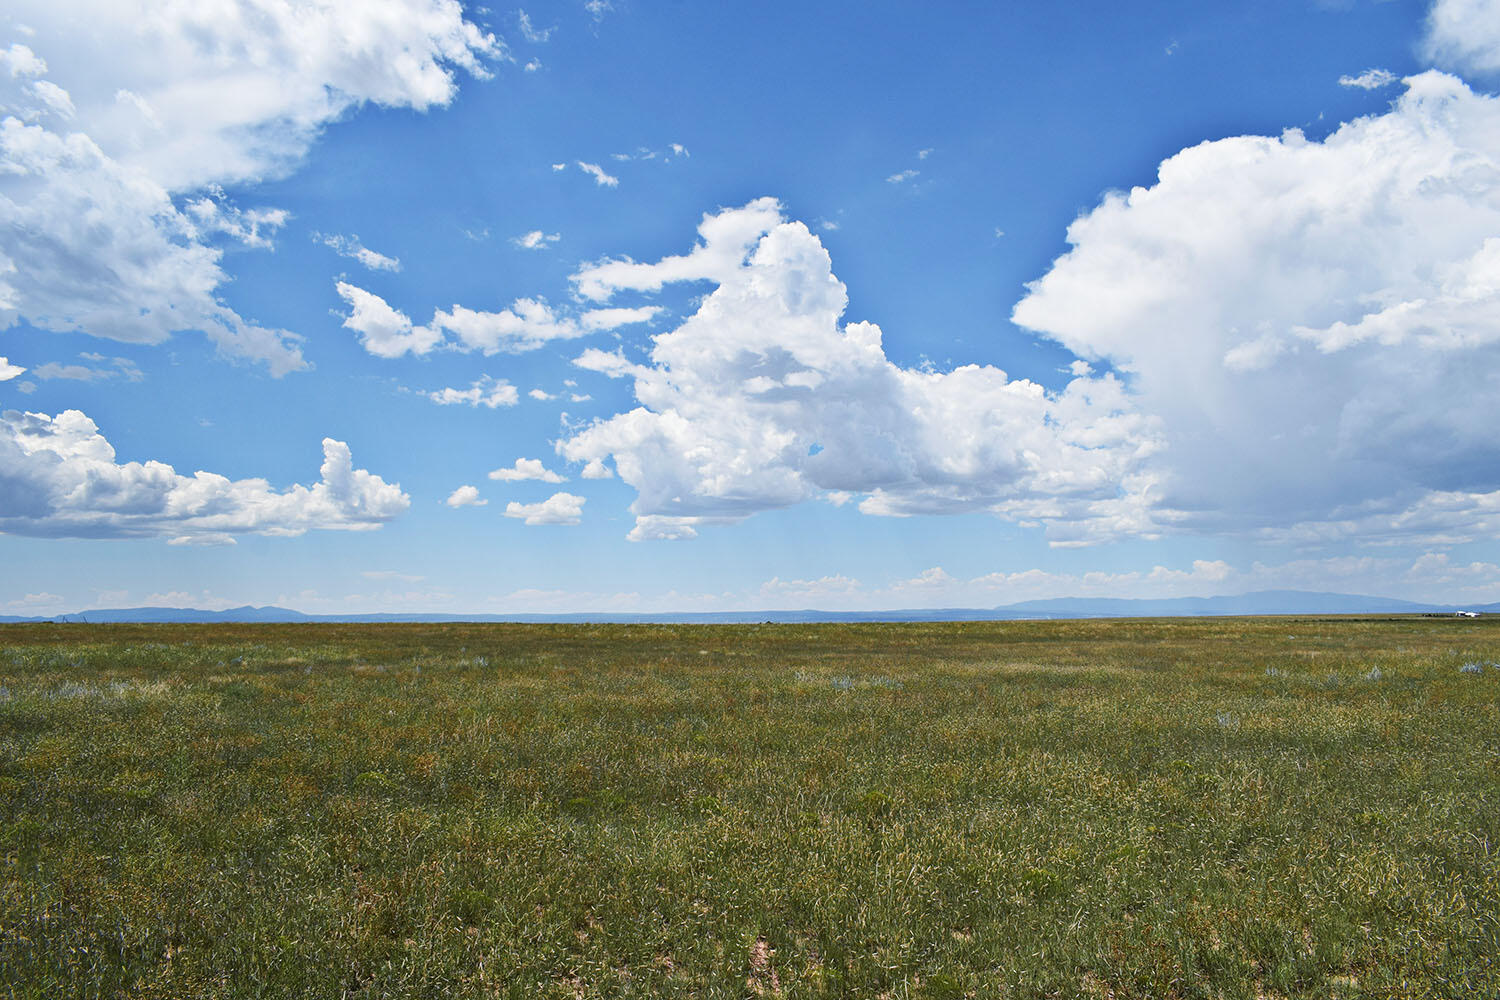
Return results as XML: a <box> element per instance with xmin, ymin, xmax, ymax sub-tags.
<box><xmin>1</xmin><ymin>619</ymin><xmax>1498</xmax><ymax>999</ymax></box>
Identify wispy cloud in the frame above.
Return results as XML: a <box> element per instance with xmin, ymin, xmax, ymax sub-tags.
<box><xmin>32</xmin><ymin>353</ymin><xmax>143</xmax><ymax>382</ymax></box>
<box><xmin>610</xmin><ymin>144</ymin><xmax>689</xmax><ymax>163</ymax></box>
<box><xmin>576</xmin><ymin>161</ymin><xmax>620</xmax><ymax>187</ymax></box>
<box><xmin>517</xmin><ymin>10</ymin><xmax>553</xmax><ymax>42</ymax></box>
<box><xmin>316</xmin><ymin>232</ymin><xmax>401</xmax><ymax>272</ymax></box>
<box><xmin>512</xmin><ymin>229</ymin><xmax>561</xmax><ymax>250</ymax></box>
<box><xmin>1339</xmin><ymin>68</ymin><xmax>1397</xmax><ymax>90</ymax></box>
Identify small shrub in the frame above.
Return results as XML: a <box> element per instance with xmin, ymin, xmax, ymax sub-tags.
<box><xmin>353</xmin><ymin>770</ymin><xmax>397</xmax><ymax>795</ymax></box>
<box><xmin>447</xmin><ymin>889</ymin><xmax>492</xmax><ymax>927</ymax></box>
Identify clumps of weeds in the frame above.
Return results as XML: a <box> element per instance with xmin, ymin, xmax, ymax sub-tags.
<box><xmin>41</xmin><ymin>678</ymin><xmax>172</xmax><ymax>701</ymax></box>
<box><xmin>794</xmin><ymin>671</ymin><xmax>904</xmax><ymax>691</ymax></box>
<box><xmin>1214</xmin><ymin>711</ymin><xmax>1239</xmax><ymax>729</ymax></box>
<box><xmin>1264</xmin><ymin>667</ymin><xmax>1286</xmax><ymax>678</ymax></box>
<box><xmin>1459</xmin><ymin>662</ymin><xmax>1486</xmax><ymax>675</ymax></box>
<box><xmin>1363</xmin><ymin>666</ymin><xmax>1383</xmax><ymax>682</ymax></box>
<box><xmin>352</xmin><ymin>770</ymin><xmax>399</xmax><ymax>796</ymax></box>
<box><xmin>50</xmin><ymin>681</ymin><xmax>98</xmax><ymax>699</ymax></box>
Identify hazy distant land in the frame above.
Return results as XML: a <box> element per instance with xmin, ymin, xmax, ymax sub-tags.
<box><xmin>3</xmin><ymin>589</ymin><xmax>1495</xmax><ymax>624</ymax></box>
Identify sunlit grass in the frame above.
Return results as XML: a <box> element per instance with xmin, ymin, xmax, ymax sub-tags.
<box><xmin>1</xmin><ymin>618</ymin><xmax>1497</xmax><ymax>997</ymax></box>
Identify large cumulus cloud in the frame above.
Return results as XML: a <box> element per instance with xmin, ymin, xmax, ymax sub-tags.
<box><xmin>559</xmin><ymin>199</ymin><xmax>1158</xmax><ymax>542</ymax></box>
<box><xmin>1012</xmin><ymin>71</ymin><xmax>1500</xmax><ymax>544</ymax></box>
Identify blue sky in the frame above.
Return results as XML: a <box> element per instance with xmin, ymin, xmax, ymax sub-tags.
<box><xmin>5</xmin><ymin>0</ymin><xmax>1500</xmax><ymax>614</ymax></box>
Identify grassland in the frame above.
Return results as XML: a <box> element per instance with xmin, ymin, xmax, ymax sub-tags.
<box><xmin>1</xmin><ymin>617</ymin><xmax>1497</xmax><ymax>998</ymax></box>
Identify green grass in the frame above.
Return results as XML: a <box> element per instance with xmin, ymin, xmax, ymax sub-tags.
<box><xmin>1</xmin><ymin>618</ymin><xmax>1498</xmax><ymax>998</ymax></box>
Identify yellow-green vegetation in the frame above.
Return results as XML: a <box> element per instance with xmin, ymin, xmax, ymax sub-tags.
<box><xmin>2</xmin><ymin>619</ymin><xmax>1498</xmax><ymax>998</ymax></box>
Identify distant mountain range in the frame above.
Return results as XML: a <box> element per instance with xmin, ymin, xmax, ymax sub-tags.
<box><xmin>1</xmin><ymin>590</ymin><xmax>1495</xmax><ymax>624</ymax></box>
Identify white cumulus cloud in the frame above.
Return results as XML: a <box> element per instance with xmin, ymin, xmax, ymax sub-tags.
<box><xmin>0</xmin><ymin>409</ymin><xmax>408</xmax><ymax>540</ymax></box>
<box><xmin>560</xmin><ymin>200</ymin><xmax>1157</xmax><ymax>543</ymax></box>
<box><xmin>489</xmin><ymin>458</ymin><xmax>565</xmax><ymax>483</ymax></box>
<box><xmin>1012</xmin><ymin>72</ymin><xmax>1500</xmax><ymax>545</ymax></box>
<box><xmin>336</xmin><ymin>282</ymin><xmax>443</xmax><ymax>358</ymax></box>
<box><xmin>1</xmin><ymin>116</ymin><xmax>306</xmax><ymax>374</ymax></box>
<box><xmin>426</xmin><ymin>376</ymin><xmax>519</xmax><ymax>409</ymax></box>
<box><xmin>29</xmin><ymin>79</ymin><xmax>75</xmax><ymax>118</ymax></box>
<box><xmin>445</xmin><ymin>484</ymin><xmax>486</xmax><ymax>507</ymax></box>
<box><xmin>1422</xmin><ymin>0</ymin><xmax>1500</xmax><ymax>76</ymax></box>
<box><xmin>337</xmin><ymin>283</ymin><xmax>587</xmax><ymax>357</ymax></box>
<box><xmin>0</xmin><ymin>357</ymin><xmax>24</xmax><ymax>381</ymax></box>
<box><xmin>571</xmin><ymin>196</ymin><xmax>785</xmax><ymax>301</ymax></box>
<box><xmin>0</xmin><ymin>0</ymin><xmax>500</xmax><ymax>374</ymax></box>
<box><xmin>503</xmin><ymin>491</ymin><xmax>585</xmax><ymax>525</ymax></box>
<box><xmin>433</xmin><ymin>299</ymin><xmax>585</xmax><ymax>353</ymax></box>
<box><xmin>0</xmin><ymin>43</ymin><xmax>47</xmax><ymax>78</ymax></box>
